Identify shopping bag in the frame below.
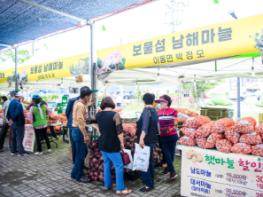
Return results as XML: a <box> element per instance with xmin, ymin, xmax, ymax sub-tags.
<box><xmin>132</xmin><ymin>143</ymin><xmax>150</xmax><ymax>172</ymax></box>
<box><xmin>123</xmin><ymin>149</ymin><xmax>133</xmax><ymax>170</ymax></box>
<box><xmin>121</xmin><ymin>150</ymin><xmax>131</xmax><ymax>165</ymax></box>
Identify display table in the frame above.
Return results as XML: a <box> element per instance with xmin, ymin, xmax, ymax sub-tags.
<box><xmin>178</xmin><ymin>145</ymin><xmax>263</xmax><ymax>197</ymax></box>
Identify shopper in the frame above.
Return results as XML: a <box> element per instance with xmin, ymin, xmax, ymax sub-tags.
<box><xmin>65</xmin><ymin>96</ymin><xmax>79</xmax><ymax>164</ymax></box>
<box><xmin>6</xmin><ymin>92</ymin><xmax>25</xmax><ymax>156</ymax></box>
<box><xmin>71</xmin><ymin>86</ymin><xmax>95</xmax><ymax>183</ymax></box>
<box><xmin>6</xmin><ymin>91</ymin><xmax>16</xmax><ymax>151</ymax></box>
<box><xmin>155</xmin><ymin>95</ymin><xmax>178</xmax><ymax>180</ymax></box>
<box><xmin>136</xmin><ymin>93</ymin><xmax>159</xmax><ymax>192</ymax></box>
<box><xmin>30</xmin><ymin>95</ymin><xmax>51</xmax><ymax>155</ymax></box>
<box><xmin>96</xmin><ymin>97</ymin><xmax>132</xmax><ymax>195</ymax></box>
<box><xmin>0</xmin><ymin>96</ymin><xmax>9</xmax><ymax>152</ymax></box>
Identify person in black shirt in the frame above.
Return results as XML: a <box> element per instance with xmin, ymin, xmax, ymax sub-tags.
<box><xmin>136</xmin><ymin>93</ymin><xmax>159</xmax><ymax>192</ymax></box>
<box><xmin>65</xmin><ymin>96</ymin><xmax>79</xmax><ymax>163</ymax></box>
<box><xmin>96</xmin><ymin>97</ymin><xmax>132</xmax><ymax>195</ymax></box>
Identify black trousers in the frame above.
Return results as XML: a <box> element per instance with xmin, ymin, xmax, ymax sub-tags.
<box><xmin>35</xmin><ymin>127</ymin><xmax>51</xmax><ymax>152</ymax></box>
<box><xmin>0</xmin><ymin>123</ymin><xmax>9</xmax><ymax>149</ymax></box>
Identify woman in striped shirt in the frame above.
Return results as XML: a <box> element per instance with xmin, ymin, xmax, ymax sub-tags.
<box><xmin>156</xmin><ymin>95</ymin><xmax>178</xmax><ymax>180</ymax></box>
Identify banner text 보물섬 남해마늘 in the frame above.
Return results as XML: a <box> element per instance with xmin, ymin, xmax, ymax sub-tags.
<box><xmin>96</xmin><ymin>14</ymin><xmax>263</xmax><ymax>79</ymax></box>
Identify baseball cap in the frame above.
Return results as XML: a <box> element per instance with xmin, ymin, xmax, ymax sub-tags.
<box><xmin>32</xmin><ymin>95</ymin><xmax>41</xmax><ymax>100</ymax></box>
<box><xmin>80</xmin><ymin>86</ymin><xmax>97</xmax><ymax>97</ymax></box>
<box><xmin>155</xmin><ymin>97</ymin><xmax>168</xmax><ymax>103</ymax></box>
<box><xmin>15</xmin><ymin>92</ymin><xmax>24</xmax><ymax>98</ymax></box>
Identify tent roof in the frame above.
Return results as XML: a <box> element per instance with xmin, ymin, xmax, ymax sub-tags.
<box><xmin>0</xmin><ymin>0</ymin><xmax>150</xmax><ymax>49</ymax></box>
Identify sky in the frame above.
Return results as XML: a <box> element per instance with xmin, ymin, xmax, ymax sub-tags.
<box><xmin>1</xmin><ymin>0</ymin><xmax>263</xmax><ymax>69</ymax></box>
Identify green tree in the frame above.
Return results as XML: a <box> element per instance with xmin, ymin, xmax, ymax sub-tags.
<box><xmin>1</xmin><ymin>49</ymin><xmax>32</xmax><ymax>64</ymax></box>
<box><xmin>182</xmin><ymin>80</ymin><xmax>218</xmax><ymax>101</ymax></box>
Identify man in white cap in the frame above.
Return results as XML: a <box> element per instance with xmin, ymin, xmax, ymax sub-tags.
<box><xmin>6</xmin><ymin>91</ymin><xmax>25</xmax><ymax>156</ymax></box>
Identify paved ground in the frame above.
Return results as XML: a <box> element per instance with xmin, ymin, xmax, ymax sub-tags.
<box><xmin>0</xmin><ymin>139</ymin><xmax>181</xmax><ymax>197</ymax></box>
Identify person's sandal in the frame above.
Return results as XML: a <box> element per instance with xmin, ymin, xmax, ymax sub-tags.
<box><xmin>170</xmin><ymin>172</ymin><xmax>178</xmax><ymax>180</ymax></box>
<box><xmin>116</xmin><ymin>188</ymin><xmax>132</xmax><ymax>195</ymax></box>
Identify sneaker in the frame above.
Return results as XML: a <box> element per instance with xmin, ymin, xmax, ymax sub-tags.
<box><xmin>47</xmin><ymin>149</ymin><xmax>52</xmax><ymax>153</ymax></box>
<box><xmin>0</xmin><ymin>148</ymin><xmax>4</xmax><ymax>152</ymax></box>
<box><xmin>170</xmin><ymin>172</ymin><xmax>178</xmax><ymax>180</ymax></box>
<box><xmin>162</xmin><ymin>167</ymin><xmax>169</xmax><ymax>175</ymax></box>
<box><xmin>139</xmin><ymin>186</ymin><xmax>153</xmax><ymax>193</ymax></box>
<box><xmin>10</xmin><ymin>153</ymin><xmax>16</xmax><ymax>156</ymax></box>
<box><xmin>35</xmin><ymin>152</ymin><xmax>43</xmax><ymax>155</ymax></box>
<box><xmin>78</xmin><ymin>176</ymin><xmax>90</xmax><ymax>183</ymax></box>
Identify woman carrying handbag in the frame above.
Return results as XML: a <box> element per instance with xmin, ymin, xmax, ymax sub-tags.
<box><xmin>96</xmin><ymin>97</ymin><xmax>132</xmax><ymax>195</ymax></box>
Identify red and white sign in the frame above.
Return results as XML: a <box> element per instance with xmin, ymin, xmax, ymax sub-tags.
<box><xmin>23</xmin><ymin>124</ymin><xmax>35</xmax><ymax>152</ymax></box>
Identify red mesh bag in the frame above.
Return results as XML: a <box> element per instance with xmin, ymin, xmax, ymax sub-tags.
<box><xmin>205</xmin><ymin>140</ymin><xmax>216</xmax><ymax>149</ymax></box>
<box><xmin>195</xmin><ymin>122</ymin><xmax>214</xmax><ymax>138</ymax></box>
<box><xmin>216</xmin><ymin>139</ymin><xmax>232</xmax><ymax>153</ymax></box>
<box><xmin>211</xmin><ymin>118</ymin><xmax>236</xmax><ymax>133</ymax></box>
<box><xmin>196</xmin><ymin>137</ymin><xmax>206</xmax><ymax>149</ymax></box>
<box><xmin>239</xmin><ymin>132</ymin><xmax>262</xmax><ymax>145</ymax></box>
<box><xmin>207</xmin><ymin>133</ymin><xmax>224</xmax><ymax>144</ymax></box>
<box><xmin>211</xmin><ymin>121</ymin><xmax>226</xmax><ymax>133</ymax></box>
<box><xmin>251</xmin><ymin>144</ymin><xmax>263</xmax><ymax>157</ymax></box>
<box><xmin>216</xmin><ymin>118</ymin><xmax>235</xmax><ymax>128</ymax></box>
<box><xmin>181</xmin><ymin>127</ymin><xmax>196</xmax><ymax>138</ymax></box>
<box><xmin>225</xmin><ymin>127</ymin><xmax>240</xmax><ymax>144</ymax></box>
<box><xmin>178</xmin><ymin>136</ymin><xmax>196</xmax><ymax>146</ymax></box>
<box><xmin>183</xmin><ymin>116</ymin><xmax>210</xmax><ymax>129</ymax></box>
<box><xmin>123</xmin><ymin>123</ymin><xmax>136</xmax><ymax>136</ymax></box>
<box><xmin>241</xmin><ymin>117</ymin><xmax>256</xmax><ymax>128</ymax></box>
<box><xmin>196</xmin><ymin>134</ymin><xmax>220</xmax><ymax>149</ymax></box>
<box><xmin>231</xmin><ymin>143</ymin><xmax>252</xmax><ymax>155</ymax></box>
<box><xmin>256</xmin><ymin>125</ymin><xmax>263</xmax><ymax>139</ymax></box>
<box><xmin>233</xmin><ymin>120</ymin><xmax>254</xmax><ymax>134</ymax></box>
<box><xmin>177</xmin><ymin>108</ymin><xmax>199</xmax><ymax>117</ymax></box>
<box><xmin>256</xmin><ymin>124</ymin><xmax>263</xmax><ymax>135</ymax></box>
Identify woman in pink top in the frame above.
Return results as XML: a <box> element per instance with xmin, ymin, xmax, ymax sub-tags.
<box><xmin>156</xmin><ymin>95</ymin><xmax>178</xmax><ymax>180</ymax></box>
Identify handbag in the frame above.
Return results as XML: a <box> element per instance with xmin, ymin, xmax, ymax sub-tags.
<box><xmin>121</xmin><ymin>150</ymin><xmax>131</xmax><ymax>165</ymax></box>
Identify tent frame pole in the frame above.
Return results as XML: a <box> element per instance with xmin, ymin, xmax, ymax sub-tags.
<box><xmin>15</xmin><ymin>47</ymin><xmax>18</xmax><ymax>92</ymax></box>
<box><xmin>90</xmin><ymin>22</ymin><xmax>97</xmax><ymax>104</ymax></box>
<box><xmin>236</xmin><ymin>77</ymin><xmax>241</xmax><ymax>119</ymax></box>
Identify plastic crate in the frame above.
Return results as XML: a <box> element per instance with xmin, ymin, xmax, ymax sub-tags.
<box><xmin>200</xmin><ymin>107</ymin><xmax>233</xmax><ymax>120</ymax></box>
<box><xmin>259</xmin><ymin>113</ymin><xmax>263</xmax><ymax>124</ymax></box>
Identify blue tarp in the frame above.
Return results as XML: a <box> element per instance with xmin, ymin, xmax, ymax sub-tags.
<box><xmin>0</xmin><ymin>0</ymin><xmax>147</xmax><ymax>49</ymax></box>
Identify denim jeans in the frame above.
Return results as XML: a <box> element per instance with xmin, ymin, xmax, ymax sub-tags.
<box><xmin>71</xmin><ymin>128</ymin><xmax>87</xmax><ymax>181</ymax></box>
<box><xmin>11</xmin><ymin>125</ymin><xmax>25</xmax><ymax>154</ymax></box>
<box><xmin>68</xmin><ymin>127</ymin><xmax>76</xmax><ymax>164</ymax></box>
<box><xmin>160</xmin><ymin>135</ymin><xmax>178</xmax><ymax>174</ymax></box>
<box><xmin>0</xmin><ymin>123</ymin><xmax>8</xmax><ymax>149</ymax></box>
<box><xmin>101</xmin><ymin>151</ymin><xmax>125</xmax><ymax>191</ymax></box>
<box><xmin>140</xmin><ymin>144</ymin><xmax>154</xmax><ymax>188</ymax></box>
